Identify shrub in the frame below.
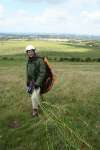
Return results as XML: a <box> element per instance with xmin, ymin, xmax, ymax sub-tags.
<box><xmin>96</xmin><ymin>58</ymin><xmax>100</xmax><ymax>62</ymax></box>
<box><xmin>85</xmin><ymin>57</ymin><xmax>92</xmax><ymax>62</ymax></box>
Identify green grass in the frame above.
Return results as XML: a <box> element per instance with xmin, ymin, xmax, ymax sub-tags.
<box><xmin>0</xmin><ymin>59</ymin><xmax>100</xmax><ymax>150</ymax></box>
<box><xmin>0</xmin><ymin>40</ymin><xmax>100</xmax><ymax>150</ymax></box>
<box><xmin>0</xmin><ymin>39</ymin><xmax>100</xmax><ymax>58</ymax></box>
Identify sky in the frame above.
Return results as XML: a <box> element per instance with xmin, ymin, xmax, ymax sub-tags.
<box><xmin>0</xmin><ymin>0</ymin><xmax>100</xmax><ymax>35</ymax></box>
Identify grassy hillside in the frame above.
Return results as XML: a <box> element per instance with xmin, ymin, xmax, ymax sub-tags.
<box><xmin>0</xmin><ymin>40</ymin><xmax>100</xmax><ymax>59</ymax></box>
<box><xmin>0</xmin><ymin>40</ymin><xmax>100</xmax><ymax>150</ymax></box>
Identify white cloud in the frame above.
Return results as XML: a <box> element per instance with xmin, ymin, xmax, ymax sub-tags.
<box><xmin>0</xmin><ymin>7</ymin><xmax>71</xmax><ymax>30</ymax></box>
<box><xmin>0</xmin><ymin>1</ymin><xmax>100</xmax><ymax>34</ymax></box>
<box><xmin>0</xmin><ymin>4</ymin><xmax>5</xmax><ymax>19</ymax></box>
<box><xmin>33</xmin><ymin>7</ymin><xmax>70</xmax><ymax>24</ymax></box>
<box><xmin>0</xmin><ymin>4</ymin><xmax>6</xmax><ymax>25</ymax></box>
<box><xmin>20</xmin><ymin>0</ymin><xmax>100</xmax><ymax>4</ymax></box>
<box><xmin>81</xmin><ymin>10</ymin><xmax>100</xmax><ymax>24</ymax></box>
<box><xmin>0</xmin><ymin>4</ymin><xmax>4</xmax><ymax>14</ymax></box>
<box><xmin>20</xmin><ymin>0</ymin><xmax>66</xmax><ymax>4</ymax></box>
<box><xmin>0</xmin><ymin>7</ymin><xmax>99</xmax><ymax>34</ymax></box>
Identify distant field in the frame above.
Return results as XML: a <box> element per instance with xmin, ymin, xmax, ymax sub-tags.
<box><xmin>0</xmin><ymin>40</ymin><xmax>100</xmax><ymax>150</ymax></box>
<box><xmin>0</xmin><ymin>40</ymin><xmax>100</xmax><ymax>59</ymax></box>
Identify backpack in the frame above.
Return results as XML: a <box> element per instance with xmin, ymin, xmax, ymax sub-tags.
<box><xmin>41</xmin><ymin>57</ymin><xmax>54</xmax><ymax>94</ymax></box>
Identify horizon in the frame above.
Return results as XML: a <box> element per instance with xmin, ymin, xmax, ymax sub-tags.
<box><xmin>0</xmin><ymin>32</ymin><xmax>100</xmax><ymax>37</ymax></box>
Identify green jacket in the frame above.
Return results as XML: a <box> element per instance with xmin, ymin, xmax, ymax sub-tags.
<box><xmin>26</xmin><ymin>57</ymin><xmax>46</xmax><ymax>88</ymax></box>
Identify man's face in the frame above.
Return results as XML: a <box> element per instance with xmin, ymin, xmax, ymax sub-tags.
<box><xmin>27</xmin><ymin>50</ymin><xmax>35</xmax><ymax>58</ymax></box>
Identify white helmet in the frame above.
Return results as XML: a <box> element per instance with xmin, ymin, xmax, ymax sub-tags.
<box><xmin>25</xmin><ymin>45</ymin><xmax>36</xmax><ymax>52</ymax></box>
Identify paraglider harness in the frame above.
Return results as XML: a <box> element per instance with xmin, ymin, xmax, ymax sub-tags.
<box><xmin>40</xmin><ymin>56</ymin><xmax>54</xmax><ymax>94</ymax></box>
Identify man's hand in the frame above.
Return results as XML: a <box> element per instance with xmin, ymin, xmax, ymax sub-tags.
<box><xmin>27</xmin><ymin>80</ymin><xmax>40</xmax><ymax>94</ymax></box>
<box><xmin>27</xmin><ymin>80</ymin><xmax>35</xmax><ymax>94</ymax></box>
<box><xmin>27</xmin><ymin>86</ymin><xmax>33</xmax><ymax>94</ymax></box>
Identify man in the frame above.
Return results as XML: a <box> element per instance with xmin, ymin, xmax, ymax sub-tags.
<box><xmin>25</xmin><ymin>45</ymin><xmax>46</xmax><ymax>117</ymax></box>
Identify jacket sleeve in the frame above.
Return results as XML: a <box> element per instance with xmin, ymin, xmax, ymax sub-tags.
<box><xmin>35</xmin><ymin>58</ymin><xmax>46</xmax><ymax>87</ymax></box>
<box><xmin>26</xmin><ymin>63</ymin><xmax>30</xmax><ymax>86</ymax></box>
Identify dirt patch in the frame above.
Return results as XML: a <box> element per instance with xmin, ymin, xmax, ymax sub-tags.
<box><xmin>8</xmin><ymin>119</ymin><xmax>21</xmax><ymax>129</ymax></box>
